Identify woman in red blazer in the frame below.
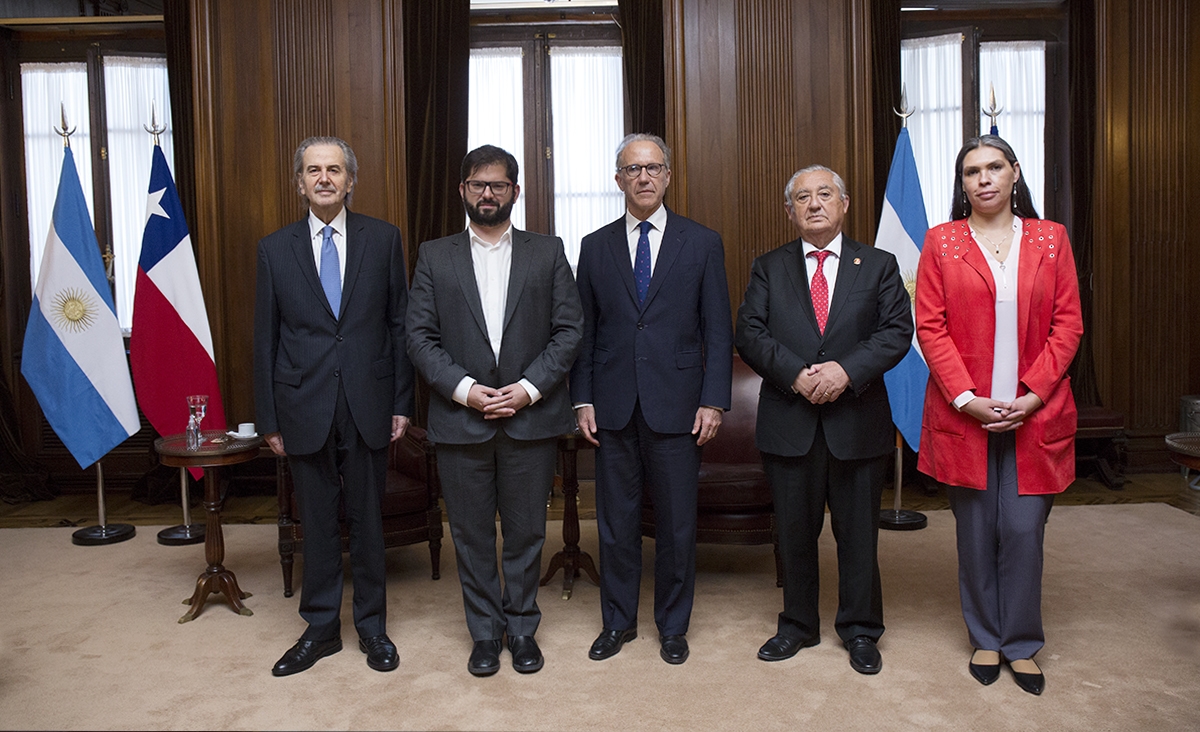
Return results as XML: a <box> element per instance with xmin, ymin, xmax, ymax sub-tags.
<box><xmin>915</xmin><ymin>136</ymin><xmax>1083</xmax><ymax>696</ymax></box>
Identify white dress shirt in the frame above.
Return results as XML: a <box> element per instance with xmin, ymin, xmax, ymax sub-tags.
<box><xmin>452</xmin><ymin>224</ymin><xmax>540</xmax><ymax>406</ymax></box>
<box><xmin>308</xmin><ymin>207</ymin><xmax>348</xmax><ymax>285</ymax></box>
<box><xmin>801</xmin><ymin>233</ymin><xmax>844</xmax><ymax>305</ymax></box>
<box><xmin>625</xmin><ymin>204</ymin><xmax>669</xmax><ymax>274</ymax></box>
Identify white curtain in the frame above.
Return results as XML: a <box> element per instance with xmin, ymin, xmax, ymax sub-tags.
<box><xmin>549</xmin><ymin>46</ymin><xmax>624</xmax><ymax>267</ymax></box>
<box><xmin>901</xmin><ymin>33</ymin><xmax>963</xmax><ymax>227</ymax></box>
<box><xmin>468</xmin><ymin>47</ymin><xmax>526</xmax><ymax>229</ymax></box>
<box><xmin>104</xmin><ymin>55</ymin><xmax>174</xmax><ymax>330</ymax></box>
<box><xmin>22</xmin><ymin>62</ymin><xmax>93</xmax><ymax>296</ymax></box>
<box><xmin>980</xmin><ymin>41</ymin><xmax>1046</xmax><ymax>216</ymax></box>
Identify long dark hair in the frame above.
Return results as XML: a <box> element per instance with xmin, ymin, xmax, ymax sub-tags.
<box><xmin>949</xmin><ymin>135</ymin><xmax>1039</xmax><ymax>221</ymax></box>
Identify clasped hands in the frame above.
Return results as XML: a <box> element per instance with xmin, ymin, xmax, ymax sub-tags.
<box><xmin>467</xmin><ymin>383</ymin><xmax>531</xmax><ymax>420</ymax></box>
<box><xmin>960</xmin><ymin>393</ymin><xmax>1043</xmax><ymax>432</ymax></box>
<box><xmin>793</xmin><ymin>361</ymin><xmax>850</xmax><ymax>405</ymax></box>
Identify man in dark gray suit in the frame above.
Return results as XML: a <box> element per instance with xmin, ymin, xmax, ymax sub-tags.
<box><xmin>407</xmin><ymin>145</ymin><xmax>582</xmax><ymax>677</ymax></box>
<box><xmin>735</xmin><ymin>165</ymin><xmax>912</xmax><ymax>675</ymax></box>
<box><xmin>255</xmin><ymin>136</ymin><xmax>414</xmax><ymax>676</ymax></box>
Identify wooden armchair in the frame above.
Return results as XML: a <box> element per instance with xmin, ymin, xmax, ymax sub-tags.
<box><xmin>641</xmin><ymin>355</ymin><xmax>783</xmax><ymax>586</ymax></box>
<box><xmin>276</xmin><ymin>425</ymin><xmax>443</xmax><ymax>596</ymax></box>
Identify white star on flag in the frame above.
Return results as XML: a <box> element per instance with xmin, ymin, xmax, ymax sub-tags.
<box><xmin>145</xmin><ymin>187</ymin><xmax>169</xmax><ymax>224</ymax></box>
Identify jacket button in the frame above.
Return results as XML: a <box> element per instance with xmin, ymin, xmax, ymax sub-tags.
<box><xmin>334</xmin><ymin>369</ymin><xmax>340</xmax><ymax>378</ymax></box>
<box><xmin>335</xmin><ymin>334</ymin><xmax>343</xmax><ymax>342</ymax></box>
<box><xmin>818</xmin><ymin>349</ymin><xmax>826</xmax><ymax>357</ymax></box>
<box><xmin>637</xmin><ymin>322</ymin><xmax>645</xmax><ymax>330</ymax></box>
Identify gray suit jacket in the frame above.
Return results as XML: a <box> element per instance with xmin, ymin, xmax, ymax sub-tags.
<box><xmin>254</xmin><ymin>210</ymin><xmax>415</xmax><ymax>455</ymax></box>
<box><xmin>406</xmin><ymin>228</ymin><xmax>583</xmax><ymax>445</ymax></box>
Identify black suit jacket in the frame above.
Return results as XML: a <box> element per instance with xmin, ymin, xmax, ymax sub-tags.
<box><xmin>735</xmin><ymin>236</ymin><xmax>912</xmax><ymax>460</ymax></box>
<box><xmin>406</xmin><ymin>228</ymin><xmax>583</xmax><ymax>445</ymax></box>
<box><xmin>254</xmin><ymin>210</ymin><xmax>415</xmax><ymax>455</ymax></box>
<box><xmin>570</xmin><ymin>210</ymin><xmax>733</xmax><ymax>434</ymax></box>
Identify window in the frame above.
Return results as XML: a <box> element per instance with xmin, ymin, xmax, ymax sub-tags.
<box><xmin>468</xmin><ymin>15</ymin><xmax>624</xmax><ymax>267</ymax></box>
<box><xmin>900</xmin><ymin>6</ymin><xmax>1067</xmax><ymax>225</ymax></box>
<box><xmin>22</xmin><ymin>53</ymin><xmax>173</xmax><ymax>331</ymax></box>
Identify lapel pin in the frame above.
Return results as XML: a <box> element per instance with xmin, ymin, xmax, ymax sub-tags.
<box><xmin>853</xmin><ymin>257</ymin><xmax>861</xmax><ymax>265</ymax></box>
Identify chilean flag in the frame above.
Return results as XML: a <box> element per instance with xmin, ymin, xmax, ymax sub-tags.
<box><xmin>130</xmin><ymin>144</ymin><xmax>225</xmax><ymax>471</ymax></box>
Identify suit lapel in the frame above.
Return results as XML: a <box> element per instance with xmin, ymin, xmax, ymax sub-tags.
<box><xmin>602</xmin><ymin>218</ymin><xmax>640</xmax><ymax>306</ymax></box>
<box><xmin>641</xmin><ymin>213</ymin><xmax>683</xmax><ymax>311</ymax></box>
<box><xmin>288</xmin><ymin>218</ymin><xmax>334</xmax><ymax>318</ymax></box>
<box><xmin>825</xmin><ymin>238</ymin><xmax>864</xmax><ymax>334</ymax></box>
<box><xmin>503</xmin><ymin>229</ymin><xmax>533</xmax><ymax>331</ymax></box>
<box><xmin>339</xmin><ymin>211</ymin><xmax>367</xmax><ymax>316</ymax></box>
<box><xmin>451</xmin><ymin>231</ymin><xmax>491</xmax><ymax>342</ymax></box>
<box><xmin>1016</xmin><ymin>219</ymin><xmax>1046</xmax><ymax>351</ymax></box>
<box><xmin>957</xmin><ymin>220</ymin><xmax>997</xmax><ymax>300</ymax></box>
<box><xmin>782</xmin><ymin>240</ymin><xmax>822</xmax><ymax>337</ymax></box>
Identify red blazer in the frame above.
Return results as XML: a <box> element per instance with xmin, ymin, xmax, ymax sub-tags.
<box><xmin>915</xmin><ymin>219</ymin><xmax>1083</xmax><ymax>494</ymax></box>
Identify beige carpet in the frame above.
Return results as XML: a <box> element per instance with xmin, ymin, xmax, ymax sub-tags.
<box><xmin>0</xmin><ymin>504</ymin><xmax>1198</xmax><ymax>731</ymax></box>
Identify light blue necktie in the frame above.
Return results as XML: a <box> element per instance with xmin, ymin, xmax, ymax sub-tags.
<box><xmin>634</xmin><ymin>220</ymin><xmax>652</xmax><ymax>304</ymax></box>
<box><xmin>319</xmin><ymin>224</ymin><xmax>341</xmax><ymax>319</ymax></box>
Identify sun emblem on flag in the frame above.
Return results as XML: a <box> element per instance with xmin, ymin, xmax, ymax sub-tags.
<box><xmin>50</xmin><ymin>288</ymin><xmax>97</xmax><ymax>333</ymax></box>
<box><xmin>902</xmin><ymin>270</ymin><xmax>917</xmax><ymax>305</ymax></box>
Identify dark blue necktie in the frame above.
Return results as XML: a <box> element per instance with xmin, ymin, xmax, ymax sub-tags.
<box><xmin>319</xmin><ymin>224</ymin><xmax>341</xmax><ymax>319</ymax></box>
<box><xmin>634</xmin><ymin>220</ymin><xmax>652</xmax><ymax>304</ymax></box>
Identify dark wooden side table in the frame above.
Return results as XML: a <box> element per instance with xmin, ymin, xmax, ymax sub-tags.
<box><xmin>1165</xmin><ymin>433</ymin><xmax>1200</xmax><ymax>484</ymax></box>
<box><xmin>540</xmin><ymin>432</ymin><xmax>600</xmax><ymax>599</ymax></box>
<box><xmin>154</xmin><ymin>430</ymin><xmax>263</xmax><ymax>623</ymax></box>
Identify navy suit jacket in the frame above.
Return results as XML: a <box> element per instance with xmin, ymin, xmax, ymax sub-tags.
<box><xmin>735</xmin><ymin>236</ymin><xmax>913</xmax><ymax>460</ymax></box>
<box><xmin>406</xmin><ymin>228</ymin><xmax>583</xmax><ymax>445</ymax></box>
<box><xmin>570</xmin><ymin>209</ymin><xmax>733</xmax><ymax>434</ymax></box>
<box><xmin>254</xmin><ymin>210</ymin><xmax>415</xmax><ymax>455</ymax></box>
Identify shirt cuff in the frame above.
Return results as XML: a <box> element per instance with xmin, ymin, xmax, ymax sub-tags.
<box><xmin>952</xmin><ymin>390</ymin><xmax>976</xmax><ymax>410</ymax></box>
<box><xmin>519</xmin><ymin>378</ymin><xmax>541</xmax><ymax>404</ymax></box>
<box><xmin>452</xmin><ymin>376</ymin><xmax>476</xmax><ymax>406</ymax></box>
<box><xmin>573</xmin><ymin>403</ymin><xmax>593</xmax><ymax>410</ymax></box>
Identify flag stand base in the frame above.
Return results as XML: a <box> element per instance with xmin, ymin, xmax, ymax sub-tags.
<box><xmin>879</xmin><ymin>509</ymin><xmax>927</xmax><ymax>531</ymax></box>
<box><xmin>72</xmin><ymin>524</ymin><xmax>136</xmax><ymax>545</ymax></box>
<box><xmin>157</xmin><ymin>524</ymin><xmax>205</xmax><ymax>545</ymax></box>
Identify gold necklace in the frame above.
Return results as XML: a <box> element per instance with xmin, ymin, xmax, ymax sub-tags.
<box><xmin>970</xmin><ymin>219</ymin><xmax>1011</xmax><ymax>255</ymax></box>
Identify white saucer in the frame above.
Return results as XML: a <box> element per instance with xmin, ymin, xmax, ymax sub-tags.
<box><xmin>226</xmin><ymin>431</ymin><xmax>259</xmax><ymax>440</ymax></box>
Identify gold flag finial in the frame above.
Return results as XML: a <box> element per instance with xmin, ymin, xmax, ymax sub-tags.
<box><xmin>54</xmin><ymin>102</ymin><xmax>76</xmax><ymax>149</ymax></box>
<box><xmin>893</xmin><ymin>83</ymin><xmax>915</xmax><ymax>129</ymax></box>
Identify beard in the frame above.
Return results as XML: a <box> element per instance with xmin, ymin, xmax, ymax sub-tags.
<box><xmin>464</xmin><ymin>196</ymin><xmax>514</xmax><ymax>227</ymax></box>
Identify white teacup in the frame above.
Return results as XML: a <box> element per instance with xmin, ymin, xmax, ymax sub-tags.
<box><xmin>236</xmin><ymin>422</ymin><xmax>256</xmax><ymax>437</ymax></box>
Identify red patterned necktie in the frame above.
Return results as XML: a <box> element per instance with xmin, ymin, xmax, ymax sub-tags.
<box><xmin>808</xmin><ymin>249</ymin><xmax>832</xmax><ymax>334</ymax></box>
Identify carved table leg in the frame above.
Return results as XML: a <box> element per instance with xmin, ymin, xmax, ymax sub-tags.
<box><xmin>540</xmin><ymin>435</ymin><xmax>599</xmax><ymax>599</ymax></box>
<box><xmin>179</xmin><ymin>466</ymin><xmax>253</xmax><ymax>622</ymax></box>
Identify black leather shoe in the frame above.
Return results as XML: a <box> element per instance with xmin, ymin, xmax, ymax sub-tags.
<box><xmin>589</xmin><ymin>628</ymin><xmax>638</xmax><ymax>661</ymax></box>
<box><xmin>507</xmin><ymin>635</ymin><xmax>544</xmax><ymax>674</ymax></box>
<box><xmin>358</xmin><ymin>634</ymin><xmax>399</xmax><ymax>672</ymax></box>
<box><xmin>271</xmin><ymin>637</ymin><xmax>343</xmax><ymax>677</ymax></box>
<box><xmin>968</xmin><ymin>650</ymin><xmax>1000</xmax><ymax>686</ymax></box>
<box><xmin>468</xmin><ymin>639</ymin><xmax>503</xmax><ymax>677</ymax></box>
<box><xmin>757</xmin><ymin>633</ymin><xmax>820</xmax><ymax>661</ymax></box>
<box><xmin>1006</xmin><ymin>659</ymin><xmax>1045</xmax><ymax>695</ymax></box>
<box><xmin>845</xmin><ymin>636</ymin><xmax>882</xmax><ymax>675</ymax></box>
<box><xmin>660</xmin><ymin>634</ymin><xmax>689</xmax><ymax>664</ymax></box>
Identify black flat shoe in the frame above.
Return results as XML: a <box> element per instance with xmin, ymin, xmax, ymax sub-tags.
<box><xmin>589</xmin><ymin>628</ymin><xmax>637</xmax><ymax>661</ymax></box>
<box><xmin>968</xmin><ymin>650</ymin><xmax>1000</xmax><ymax>686</ymax></box>
<box><xmin>660</xmin><ymin>634</ymin><xmax>689</xmax><ymax>664</ymax></box>
<box><xmin>757</xmin><ymin>633</ymin><xmax>820</xmax><ymax>661</ymax></box>
<box><xmin>844</xmin><ymin>636</ymin><xmax>882</xmax><ymax>675</ymax></box>
<box><xmin>1006</xmin><ymin>658</ymin><xmax>1045</xmax><ymax>695</ymax></box>
<box><xmin>359</xmin><ymin>634</ymin><xmax>399</xmax><ymax>672</ymax></box>
<box><xmin>468</xmin><ymin>639</ymin><xmax>503</xmax><ymax>677</ymax></box>
<box><xmin>507</xmin><ymin>635</ymin><xmax>544</xmax><ymax>674</ymax></box>
<box><xmin>271</xmin><ymin>637</ymin><xmax>343</xmax><ymax>677</ymax></box>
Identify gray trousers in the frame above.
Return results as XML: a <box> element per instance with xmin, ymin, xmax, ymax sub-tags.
<box><xmin>437</xmin><ymin>431</ymin><xmax>557</xmax><ymax>641</ymax></box>
<box><xmin>947</xmin><ymin>431</ymin><xmax>1054</xmax><ymax>660</ymax></box>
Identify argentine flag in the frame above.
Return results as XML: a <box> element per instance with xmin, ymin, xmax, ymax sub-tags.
<box><xmin>874</xmin><ymin>128</ymin><xmax>930</xmax><ymax>451</ymax></box>
<box><xmin>22</xmin><ymin>148</ymin><xmax>139</xmax><ymax>468</ymax></box>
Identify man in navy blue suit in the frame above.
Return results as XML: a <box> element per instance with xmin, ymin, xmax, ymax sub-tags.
<box><xmin>571</xmin><ymin>133</ymin><xmax>733</xmax><ymax>665</ymax></box>
<box><xmin>255</xmin><ymin>137</ymin><xmax>414</xmax><ymax>677</ymax></box>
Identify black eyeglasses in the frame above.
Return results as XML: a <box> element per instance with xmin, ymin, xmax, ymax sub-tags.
<box><xmin>464</xmin><ymin>180</ymin><xmax>513</xmax><ymax>195</ymax></box>
<box><xmin>616</xmin><ymin>163</ymin><xmax>667</xmax><ymax>179</ymax></box>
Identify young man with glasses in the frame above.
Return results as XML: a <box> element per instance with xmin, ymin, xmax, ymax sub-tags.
<box><xmin>406</xmin><ymin>145</ymin><xmax>582</xmax><ymax>677</ymax></box>
<box><xmin>571</xmin><ymin>133</ymin><xmax>733</xmax><ymax>665</ymax></box>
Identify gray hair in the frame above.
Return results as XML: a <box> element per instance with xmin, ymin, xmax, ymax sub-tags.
<box><xmin>293</xmin><ymin>136</ymin><xmax>358</xmax><ymax>204</ymax></box>
<box><xmin>615</xmin><ymin>132</ymin><xmax>672</xmax><ymax>170</ymax></box>
<box><xmin>784</xmin><ymin>164</ymin><xmax>847</xmax><ymax>206</ymax></box>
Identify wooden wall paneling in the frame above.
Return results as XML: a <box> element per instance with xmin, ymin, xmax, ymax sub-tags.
<box><xmin>187</xmin><ymin>0</ymin><xmax>408</xmax><ymax>430</ymax></box>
